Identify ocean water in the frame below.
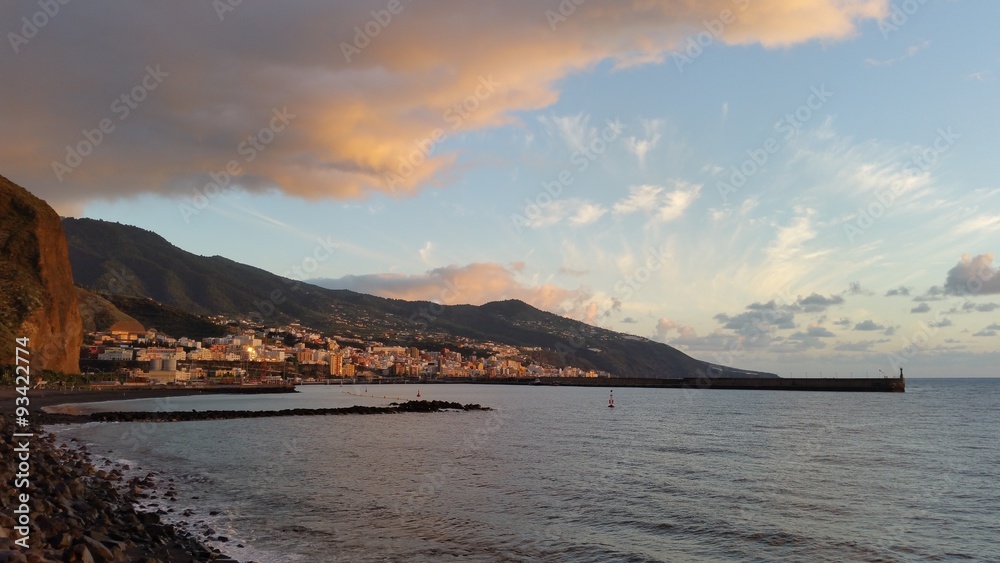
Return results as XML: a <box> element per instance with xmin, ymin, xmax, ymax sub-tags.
<box><xmin>51</xmin><ymin>380</ymin><xmax>999</xmax><ymax>562</ymax></box>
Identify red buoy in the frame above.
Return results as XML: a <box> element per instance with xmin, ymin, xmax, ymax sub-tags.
<box><xmin>417</xmin><ymin>390</ymin><xmax>421</xmax><ymax>398</ymax></box>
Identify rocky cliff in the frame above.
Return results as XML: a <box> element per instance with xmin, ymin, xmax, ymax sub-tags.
<box><xmin>0</xmin><ymin>175</ymin><xmax>82</xmax><ymax>374</ymax></box>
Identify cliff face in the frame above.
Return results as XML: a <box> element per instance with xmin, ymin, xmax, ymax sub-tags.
<box><xmin>0</xmin><ymin>175</ymin><xmax>82</xmax><ymax>374</ymax></box>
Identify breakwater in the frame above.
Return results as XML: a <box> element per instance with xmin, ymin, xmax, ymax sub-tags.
<box><xmin>39</xmin><ymin>400</ymin><xmax>490</xmax><ymax>425</ymax></box>
<box><xmin>461</xmin><ymin>376</ymin><xmax>905</xmax><ymax>392</ymax></box>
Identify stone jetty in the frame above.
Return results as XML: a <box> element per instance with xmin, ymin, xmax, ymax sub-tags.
<box><xmin>39</xmin><ymin>400</ymin><xmax>490</xmax><ymax>425</ymax></box>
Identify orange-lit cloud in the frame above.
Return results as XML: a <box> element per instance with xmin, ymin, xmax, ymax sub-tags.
<box><xmin>312</xmin><ymin>262</ymin><xmax>596</xmax><ymax>317</ymax></box>
<box><xmin>0</xmin><ymin>0</ymin><xmax>888</xmax><ymax>212</ymax></box>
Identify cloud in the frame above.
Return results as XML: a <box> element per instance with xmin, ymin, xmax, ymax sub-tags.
<box><xmin>0</xmin><ymin>0</ymin><xmax>889</xmax><ymax>211</ymax></box>
<box><xmin>793</xmin><ymin>326</ymin><xmax>836</xmax><ymax>338</ymax></box>
<box><xmin>911</xmin><ymin>303</ymin><xmax>931</xmax><ymax>313</ymax></box>
<box><xmin>973</xmin><ymin>323</ymin><xmax>1000</xmax><ymax>336</ymax></box>
<box><xmin>943</xmin><ymin>253</ymin><xmax>1000</xmax><ymax>295</ymax></box>
<box><xmin>312</xmin><ymin>262</ymin><xmax>594</xmax><ymax>317</ymax></box>
<box><xmin>625</xmin><ymin>119</ymin><xmax>663</xmax><ymax>168</ymax></box>
<box><xmin>520</xmin><ymin>198</ymin><xmax>607</xmax><ymax>229</ymax></box>
<box><xmin>656</xmin><ymin>182</ymin><xmax>702</xmax><ymax>221</ymax></box>
<box><xmin>928</xmin><ymin>318</ymin><xmax>953</xmax><ymax>328</ymax></box>
<box><xmin>715</xmin><ymin>308</ymin><xmax>796</xmax><ymax>332</ymax></box>
<box><xmin>966</xmin><ymin>71</ymin><xmax>995</xmax><ymax>82</ymax></box>
<box><xmin>854</xmin><ymin>319</ymin><xmax>885</xmax><ymax>331</ymax></box>
<box><xmin>834</xmin><ymin>341</ymin><xmax>877</xmax><ymax>351</ymax></box>
<box><xmin>833</xmin><ymin>317</ymin><xmax>852</xmax><ymax>327</ymax></box>
<box><xmin>654</xmin><ymin>318</ymin><xmax>742</xmax><ymax>351</ymax></box>
<box><xmin>654</xmin><ymin>318</ymin><xmax>695</xmax><ymax>340</ymax></box>
<box><xmin>758</xmin><ymin>210</ymin><xmax>826</xmax><ymax>289</ymax></box>
<box><xmin>863</xmin><ymin>40</ymin><xmax>929</xmax><ymax>67</ymax></box>
<box><xmin>796</xmin><ymin>292</ymin><xmax>845</xmax><ymax>312</ymax></box>
<box><xmin>621</xmin><ymin>317</ymin><xmax>638</xmax><ymax>324</ymax></box>
<box><xmin>846</xmin><ymin>281</ymin><xmax>872</xmax><ymax>296</ymax></box>
<box><xmin>613</xmin><ymin>185</ymin><xmax>663</xmax><ymax>215</ymax></box>
<box><xmin>961</xmin><ymin>302</ymin><xmax>1000</xmax><ymax>313</ymax></box>
<box><xmin>913</xmin><ymin>286</ymin><xmax>947</xmax><ymax>302</ymax></box>
<box><xmin>538</xmin><ymin>113</ymin><xmax>593</xmax><ymax>154</ymax></box>
<box><xmin>612</xmin><ymin>182</ymin><xmax>702</xmax><ymax>222</ymax></box>
<box><xmin>569</xmin><ymin>202</ymin><xmax>608</xmax><ymax>226</ymax></box>
<box><xmin>419</xmin><ymin>241</ymin><xmax>434</xmax><ymax>264</ymax></box>
<box><xmin>885</xmin><ymin>286</ymin><xmax>911</xmax><ymax>297</ymax></box>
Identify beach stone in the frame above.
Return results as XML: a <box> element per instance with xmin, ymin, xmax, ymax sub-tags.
<box><xmin>67</xmin><ymin>544</ymin><xmax>94</xmax><ymax>563</ymax></box>
<box><xmin>81</xmin><ymin>536</ymin><xmax>113</xmax><ymax>561</ymax></box>
<box><xmin>68</xmin><ymin>479</ymin><xmax>85</xmax><ymax>496</ymax></box>
<box><xmin>20</xmin><ymin>548</ymin><xmax>50</xmax><ymax>563</ymax></box>
<box><xmin>0</xmin><ymin>551</ymin><xmax>28</xmax><ymax>563</ymax></box>
<box><xmin>50</xmin><ymin>532</ymin><xmax>74</xmax><ymax>549</ymax></box>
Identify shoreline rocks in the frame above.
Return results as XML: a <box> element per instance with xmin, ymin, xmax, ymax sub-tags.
<box><xmin>0</xmin><ymin>416</ymin><xmax>237</xmax><ymax>562</ymax></box>
<box><xmin>2</xmin><ymin>401</ymin><xmax>490</xmax><ymax>561</ymax></box>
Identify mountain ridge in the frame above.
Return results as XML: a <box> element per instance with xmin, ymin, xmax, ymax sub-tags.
<box><xmin>62</xmin><ymin>217</ymin><xmax>777</xmax><ymax>379</ymax></box>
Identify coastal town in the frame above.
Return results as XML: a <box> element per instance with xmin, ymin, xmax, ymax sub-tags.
<box><xmin>75</xmin><ymin>316</ymin><xmax>612</xmax><ymax>386</ymax></box>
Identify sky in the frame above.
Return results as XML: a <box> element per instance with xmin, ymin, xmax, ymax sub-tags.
<box><xmin>2</xmin><ymin>0</ymin><xmax>999</xmax><ymax>377</ymax></box>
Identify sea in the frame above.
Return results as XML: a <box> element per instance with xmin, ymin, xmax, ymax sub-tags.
<box><xmin>48</xmin><ymin>379</ymin><xmax>999</xmax><ymax>562</ymax></box>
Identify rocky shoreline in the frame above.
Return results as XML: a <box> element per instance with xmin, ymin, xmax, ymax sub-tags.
<box><xmin>2</xmin><ymin>399</ymin><xmax>491</xmax><ymax>562</ymax></box>
<box><xmin>0</xmin><ymin>415</ymin><xmax>238</xmax><ymax>562</ymax></box>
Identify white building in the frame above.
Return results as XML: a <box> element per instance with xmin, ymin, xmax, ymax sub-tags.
<box><xmin>98</xmin><ymin>347</ymin><xmax>134</xmax><ymax>361</ymax></box>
